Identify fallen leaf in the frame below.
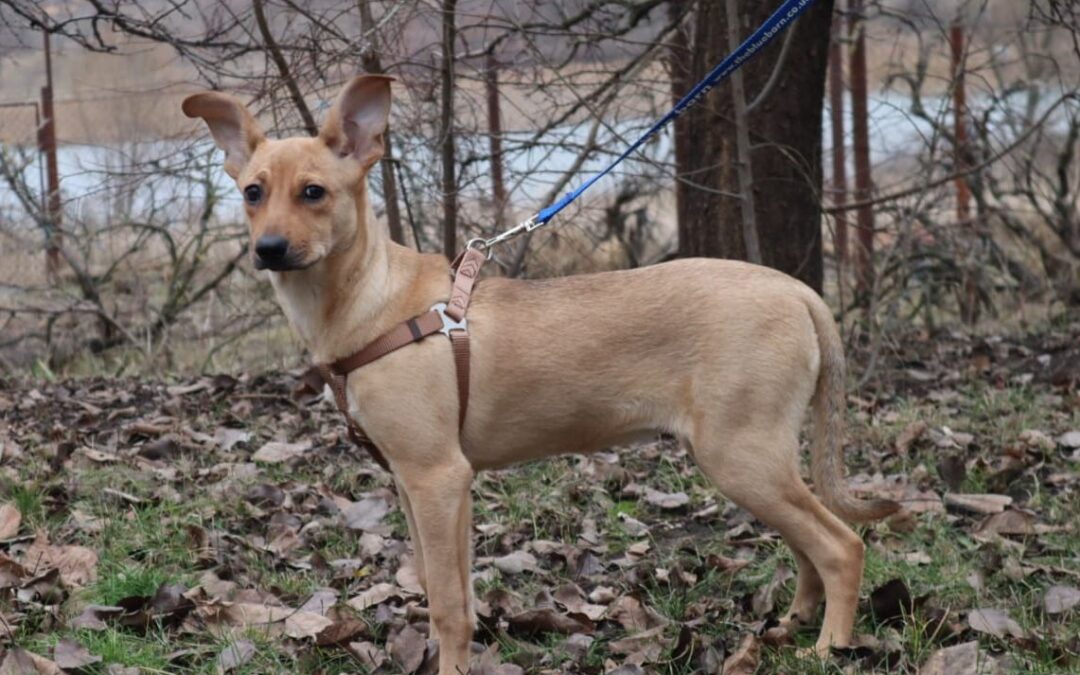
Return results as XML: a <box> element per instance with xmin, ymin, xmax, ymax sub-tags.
<box><xmin>347</xmin><ymin>582</ymin><xmax>405</xmax><ymax>611</ymax></box>
<box><xmin>945</xmin><ymin>493</ymin><xmax>1012</xmax><ymax>515</ymax></box>
<box><xmin>213</xmin><ymin>427</ymin><xmax>252</xmax><ymax>452</ymax></box>
<box><xmin>507</xmin><ymin>607</ymin><xmax>593</xmax><ymax>636</ymax></box>
<box><xmin>919</xmin><ymin>640</ymin><xmax>1002</xmax><ymax>675</ymax></box>
<box><xmin>642</xmin><ymin>487</ymin><xmax>689</xmax><ymax>510</ymax></box>
<box><xmin>492</xmin><ymin>550</ymin><xmax>538</xmax><ymax>575</ymax></box>
<box><xmin>973</xmin><ymin>509</ymin><xmax>1037</xmax><ymax>536</ymax></box>
<box><xmin>967</xmin><ymin>607</ymin><xmax>1026</xmax><ymax>639</ymax></box>
<box><xmin>388</xmin><ymin>625</ymin><xmax>427</xmax><ymax>674</ymax></box>
<box><xmin>608</xmin><ymin>595</ymin><xmax>667</xmax><ymax>631</ymax></box>
<box><xmin>0</xmin><ymin>648</ymin><xmax>63</xmax><ymax>675</ymax></box>
<box><xmin>869</xmin><ymin>578</ymin><xmax>914</xmax><ymax>624</ymax></box>
<box><xmin>53</xmin><ymin>639</ymin><xmax>101</xmax><ymax>670</ymax></box>
<box><xmin>1043</xmin><ymin>585</ymin><xmax>1080</xmax><ymax>615</ymax></box>
<box><xmin>721</xmin><ymin>634</ymin><xmax>760</xmax><ymax>675</ymax></box>
<box><xmin>347</xmin><ymin>641</ymin><xmax>388</xmax><ymax>669</ymax></box>
<box><xmin>21</xmin><ymin>535</ymin><xmax>98</xmax><ymax>587</ymax></box>
<box><xmin>251</xmin><ymin>441</ymin><xmax>310</xmax><ymax>463</ymax></box>
<box><xmin>0</xmin><ymin>503</ymin><xmax>21</xmax><ymax>539</ymax></box>
<box><xmin>752</xmin><ymin>564</ymin><xmax>794</xmax><ymax>615</ymax></box>
<box><xmin>895</xmin><ymin>420</ymin><xmax>928</xmax><ymax>454</ymax></box>
<box><xmin>283</xmin><ymin>610</ymin><xmax>334</xmax><ymax>640</ymax></box>
<box><xmin>70</xmin><ymin>604</ymin><xmax>125</xmax><ymax>631</ymax></box>
<box><xmin>341</xmin><ymin>495</ymin><xmax>391</xmax><ymax>531</ymax></box>
<box><xmin>1057</xmin><ymin>430</ymin><xmax>1080</xmax><ymax>448</ymax></box>
<box><xmin>215</xmin><ymin>639</ymin><xmax>256</xmax><ymax>673</ymax></box>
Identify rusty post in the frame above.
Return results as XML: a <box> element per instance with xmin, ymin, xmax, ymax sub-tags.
<box><xmin>40</xmin><ymin>31</ymin><xmax>62</xmax><ymax>281</ymax></box>
<box><xmin>950</xmin><ymin>21</ymin><xmax>970</xmax><ymax>226</ymax></box>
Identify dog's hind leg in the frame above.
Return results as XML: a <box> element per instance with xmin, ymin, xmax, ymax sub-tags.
<box><xmin>781</xmin><ymin>548</ymin><xmax>825</xmax><ymax>628</ymax></box>
<box><xmin>692</xmin><ymin>430</ymin><xmax>864</xmax><ymax>654</ymax></box>
<box><xmin>395</xmin><ymin>452</ymin><xmax>476</xmax><ymax>673</ymax></box>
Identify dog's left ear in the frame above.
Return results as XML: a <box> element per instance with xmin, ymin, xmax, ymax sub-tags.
<box><xmin>320</xmin><ymin>74</ymin><xmax>394</xmax><ymax>169</ymax></box>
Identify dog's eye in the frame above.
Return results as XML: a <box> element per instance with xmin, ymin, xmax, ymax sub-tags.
<box><xmin>302</xmin><ymin>185</ymin><xmax>325</xmax><ymax>202</ymax></box>
<box><xmin>243</xmin><ymin>185</ymin><xmax>262</xmax><ymax>205</ymax></box>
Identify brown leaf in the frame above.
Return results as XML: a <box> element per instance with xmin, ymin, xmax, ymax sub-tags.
<box><xmin>0</xmin><ymin>553</ymin><xmax>29</xmax><ymax>588</ymax></box>
<box><xmin>347</xmin><ymin>583</ymin><xmax>406</xmax><ymax>611</ymax></box>
<box><xmin>316</xmin><ymin>618</ymin><xmax>369</xmax><ymax>646</ymax></box>
<box><xmin>973</xmin><ymin>509</ymin><xmax>1037</xmax><ymax>536</ymax></box>
<box><xmin>213</xmin><ymin>427</ymin><xmax>251</xmax><ymax>452</ymax></box>
<box><xmin>918</xmin><ymin>641</ymin><xmax>1003</xmax><ymax>675</ymax></box>
<box><xmin>869</xmin><ymin>578</ymin><xmax>914</xmax><ymax>624</ymax></box>
<box><xmin>752</xmin><ymin>564</ymin><xmax>794</xmax><ymax>616</ymax></box>
<box><xmin>944</xmin><ymin>493</ymin><xmax>1012</xmax><ymax>515</ymax></box>
<box><xmin>0</xmin><ymin>504</ymin><xmax>21</xmax><ymax>540</ymax></box>
<box><xmin>0</xmin><ymin>648</ymin><xmax>63</xmax><ymax>675</ymax></box>
<box><xmin>608</xmin><ymin>595</ymin><xmax>667</xmax><ymax>632</ymax></box>
<box><xmin>21</xmin><ymin>535</ymin><xmax>97</xmax><ymax>587</ymax></box>
<box><xmin>507</xmin><ymin>607</ymin><xmax>593</xmax><ymax>636</ymax></box>
<box><xmin>53</xmin><ymin>639</ymin><xmax>101</xmax><ymax>670</ymax></box>
<box><xmin>388</xmin><ymin>625</ymin><xmax>428</xmax><ymax>674</ymax></box>
<box><xmin>721</xmin><ymin>634</ymin><xmax>760</xmax><ymax>675</ymax></box>
<box><xmin>215</xmin><ymin>639</ymin><xmax>255</xmax><ymax>673</ymax></box>
<box><xmin>283</xmin><ymin>609</ymin><xmax>334</xmax><ymax>640</ymax></box>
<box><xmin>642</xmin><ymin>487</ymin><xmax>689</xmax><ymax>510</ymax></box>
<box><xmin>251</xmin><ymin>440</ymin><xmax>310</xmax><ymax>463</ymax></box>
<box><xmin>1043</xmin><ymin>585</ymin><xmax>1080</xmax><ymax>615</ymax></box>
<box><xmin>341</xmin><ymin>495</ymin><xmax>391</xmax><ymax>532</ymax></box>
<box><xmin>491</xmin><ymin>550</ymin><xmax>538</xmax><ymax>575</ymax></box>
<box><xmin>70</xmin><ymin>604</ymin><xmax>125</xmax><ymax>631</ymax></box>
<box><xmin>967</xmin><ymin>607</ymin><xmax>1026</xmax><ymax>639</ymax></box>
<box><xmin>552</xmin><ymin>583</ymin><xmax>608</xmax><ymax>621</ymax></box>
<box><xmin>895</xmin><ymin>420</ymin><xmax>928</xmax><ymax>455</ymax></box>
<box><xmin>346</xmin><ymin>641</ymin><xmax>388</xmax><ymax>669</ymax></box>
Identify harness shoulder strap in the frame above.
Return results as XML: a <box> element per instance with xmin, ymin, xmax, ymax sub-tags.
<box><xmin>317</xmin><ymin>247</ymin><xmax>487</xmax><ymax>470</ymax></box>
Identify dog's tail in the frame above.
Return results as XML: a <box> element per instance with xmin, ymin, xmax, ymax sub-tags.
<box><xmin>805</xmin><ymin>292</ymin><xmax>900</xmax><ymax>524</ymax></box>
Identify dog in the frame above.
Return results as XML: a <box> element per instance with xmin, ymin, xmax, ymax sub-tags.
<box><xmin>183</xmin><ymin>74</ymin><xmax>899</xmax><ymax>672</ymax></box>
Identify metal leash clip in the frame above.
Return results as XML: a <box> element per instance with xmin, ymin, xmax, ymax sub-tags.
<box><xmin>467</xmin><ymin>215</ymin><xmax>544</xmax><ymax>256</ymax></box>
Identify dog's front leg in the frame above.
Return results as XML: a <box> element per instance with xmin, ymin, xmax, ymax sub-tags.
<box><xmin>395</xmin><ymin>477</ymin><xmax>427</xmax><ymax>594</ymax></box>
<box><xmin>395</xmin><ymin>451</ymin><xmax>475</xmax><ymax>673</ymax></box>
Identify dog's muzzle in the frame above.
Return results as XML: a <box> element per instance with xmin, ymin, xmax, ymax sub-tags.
<box><xmin>254</xmin><ymin>234</ymin><xmax>302</xmax><ymax>271</ymax></box>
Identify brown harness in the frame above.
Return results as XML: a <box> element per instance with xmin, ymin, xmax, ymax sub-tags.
<box><xmin>316</xmin><ymin>247</ymin><xmax>487</xmax><ymax>471</ymax></box>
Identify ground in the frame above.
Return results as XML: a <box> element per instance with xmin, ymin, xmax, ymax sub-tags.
<box><xmin>0</xmin><ymin>322</ymin><xmax>1078</xmax><ymax>674</ymax></box>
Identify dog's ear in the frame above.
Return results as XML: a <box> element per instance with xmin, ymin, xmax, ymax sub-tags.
<box><xmin>320</xmin><ymin>75</ymin><xmax>393</xmax><ymax>169</ymax></box>
<box><xmin>182</xmin><ymin>92</ymin><xmax>265</xmax><ymax>179</ymax></box>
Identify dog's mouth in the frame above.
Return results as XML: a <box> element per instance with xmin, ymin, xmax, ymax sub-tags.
<box><xmin>254</xmin><ymin>254</ymin><xmax>319</xmax><ymax>272</ymax></box>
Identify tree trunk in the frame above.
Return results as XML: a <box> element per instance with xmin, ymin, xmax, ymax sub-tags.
<box><xmin>486</xmin><ymin>51</ymin><xmax>508</xmax><ymax>231</ymax></box>
<box><xmin>440</xmin><ymin>0</ymin><xmax>458</xmax><ymax>259</ymax></box>
<box><xmin>670</xmin><ymin>0</ymin><xmax>833</xmax><ymax>292</ymax></box>
<box><xmin>828</xmin><ymin>2</ymin><xmax>848</xmax><ymax>267</ymax></box>
<box><xmin>849</xmin><ymin>0</ymin><xmax>874</xmax><ymax>298</ymax></box>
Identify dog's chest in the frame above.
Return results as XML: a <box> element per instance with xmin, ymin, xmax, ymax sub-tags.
<box><xmin>270</xmin><ymin>274</ymin><xmax>322</xmax><ymax>344</ymax></box>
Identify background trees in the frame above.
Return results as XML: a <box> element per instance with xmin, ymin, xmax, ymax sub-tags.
<box><xmin>0</xmin><ymin>0</ymin><xmax>1077</xmax><ymax>374</ymax></box>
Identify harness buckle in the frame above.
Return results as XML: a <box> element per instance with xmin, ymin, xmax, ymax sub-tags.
<box><xmin>430</xmin><ymin>302</ymin><xmax>467</xmax><ymax>336</ymax></box>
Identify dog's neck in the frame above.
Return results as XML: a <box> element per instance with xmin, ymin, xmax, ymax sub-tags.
<box><xmin>268</xmin><ymin>187</ymin><xmax>450</xmax><ymax>364</ymax></box>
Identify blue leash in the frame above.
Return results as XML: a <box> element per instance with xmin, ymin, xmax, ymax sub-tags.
<box><xmin>471</xmin><ymin>0</ymin><xmax>818</xmax><ymax>252</ymax></box>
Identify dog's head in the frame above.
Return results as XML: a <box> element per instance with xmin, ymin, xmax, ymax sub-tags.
<box><xmin>182</xmin><ymin>76</ymin><xmax>392</xmax><ymax>271</ymax></box>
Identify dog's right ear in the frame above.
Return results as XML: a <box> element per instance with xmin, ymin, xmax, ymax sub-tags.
<box><xmin>182</xmin><ymin>92</ymin><xmax>265</xmax><ymax>179</ymax></box>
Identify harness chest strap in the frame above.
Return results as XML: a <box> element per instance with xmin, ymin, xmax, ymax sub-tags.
<box><xmin>317</xmin><ymin>248</ymin><xmax>487</xmax><ymax>471</ymax></box>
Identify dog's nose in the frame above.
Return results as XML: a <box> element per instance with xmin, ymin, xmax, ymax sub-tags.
<box><xmin>254</xmin><ymin>235</ymin><xmax>289</xmax><ymax>267</ymax></box>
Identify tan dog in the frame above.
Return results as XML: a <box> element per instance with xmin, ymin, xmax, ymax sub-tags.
<box><xmin>183</xmin><ymin>75</ymin><xmax>898</xmax><ymax>672</ymax></box>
